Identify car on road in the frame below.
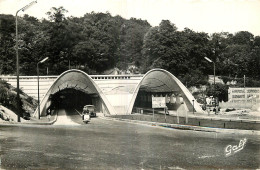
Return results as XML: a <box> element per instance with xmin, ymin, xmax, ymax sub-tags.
<box><xmin>83</xmin><ymin>105</ymin><xmax>96</xmax><ymax>117</ymax></box>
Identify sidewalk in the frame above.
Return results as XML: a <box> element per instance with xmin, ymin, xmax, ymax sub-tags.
<box><xmin>25</xmin><ymin>113</ymin><xmax>58</xmax><ymax>125</ymax></box>
<box><xmin>189</xmin><ymin>109</ymin><xmax>260</xmax><ymax>121</ymax></box>
<box><xmin>0</xmin><ymin>113</ymin><xmax>58</xmax><ymax>126</ymax></box>
<box><xmin>135</xmin><ymin>107</ymin><xmax>260</xmax><ymax>122</ymax></box>
<box><xmin>107</xmin><ymin>110</ymin><xmax>260</xmax><ymax>130</ymax></box>
<box><xmin>100</xmin><ymin>115</ymin><xmax>260</xmax><ymax>135</ymax></box>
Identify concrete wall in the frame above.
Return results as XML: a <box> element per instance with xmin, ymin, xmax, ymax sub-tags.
<box><xmin>1</xmin><ymin>71</ymin><xmax>204</xmax><ymax>115</ymax></box>
<box><xmin>110</xmin><ymin>114</ymin><xmax>260</xmax><ymax>130</ymax></box>
<box><xmin>0</xmin><ymin>75</ymin><xmax>143</xmax><ymax>100</ymax></box>
<box><xmin>0</xmin><ymin>74</ymin><xmax>143</xmax><ymax>116</ymax></box>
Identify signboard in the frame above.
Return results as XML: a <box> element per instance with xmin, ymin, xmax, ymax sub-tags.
<box><xmin>228</xmin><ymin>87</ymin><xmax>260</xmax><ymax>102</ymax></box>
<box><xmin>152</xmin><ymin>96</ymin><xmax>166</xmax><ymax>108</ymax></box>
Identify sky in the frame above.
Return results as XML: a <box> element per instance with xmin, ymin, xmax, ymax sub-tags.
<box><xmin>0</xmin><ymin>0</ymin><xmax>260</xmax><ymax>36</ymax></box>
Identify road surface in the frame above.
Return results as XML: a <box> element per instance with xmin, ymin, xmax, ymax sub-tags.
<box><xmin>0</xmin><ymin>109</ymin><xmax>259</xmax><ymax>169</ymax></box>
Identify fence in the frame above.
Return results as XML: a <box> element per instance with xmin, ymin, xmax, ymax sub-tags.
<box><xmin>110</xmin><ymin>114</ymin><xmax>260</xmax><ymax>130</ymax></box>
<box><xmin>219</xmin><ymin>100</ymin><xmax>259</xmax><ymax>109</ymax></box>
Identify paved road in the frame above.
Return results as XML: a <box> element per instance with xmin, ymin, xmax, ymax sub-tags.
<box><xmin>0</xmin><ymin>109</ymin><xmax>259</xmax><ymax>169</ymax></box>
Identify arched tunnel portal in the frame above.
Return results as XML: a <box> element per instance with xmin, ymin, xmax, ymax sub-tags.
<box><xmin>127</xmin><ymin>69</ymin><xmax>204</xmax><ymax>114</ymax></box>
<box><xmin>34</xmin><ymin>69</ymin><xmax>116</xmax><ymax>118</ymax></box>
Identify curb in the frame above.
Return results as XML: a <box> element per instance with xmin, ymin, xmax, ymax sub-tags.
<box><xmin>133</xmin><ymin>111</ymin><xmax>260</xmax><ymax>123</ymax></box>
<box><xmin>25</xmin><ymin>111</ymin><xmax>58</xmax><ymax>125</ymax></box>
<box><xmin>0</xmin><ymin>112</ymin><xmax>58</xmax><ymax>126</ymax></box>
<box><xmin>28</xmin><ymin>113</ymin><xmax>58</xmax><ymax>125</ymax></box>
<box><xmin>133</xmin><ymin>108</ymin><xmax>260</xmax><ymax>123</ymax></box>
<box><xmin>100</xmin><ymin>116</ymin><xmax>260</xmax><ymax>135</ymax></box>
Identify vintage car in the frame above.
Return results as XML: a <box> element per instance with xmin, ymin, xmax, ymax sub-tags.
<box><xmin>83</xmin><ymin>105</ymin><xmax>96</xmax><ymax>117</ymax></box>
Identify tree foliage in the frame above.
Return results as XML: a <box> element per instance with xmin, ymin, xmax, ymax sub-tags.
<box><xmin>0</xmin><ymin>15</ymin><xmax>15</xmax><ymax>74</ymax></box>
<box><xmin>0</xmin><ymin>7</ymin><xmax>259</xmax><ymax>91</ymax></box>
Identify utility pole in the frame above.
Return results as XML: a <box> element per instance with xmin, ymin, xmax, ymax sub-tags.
<box><xmin>244</xmin><ymin>75</ymin><xmax>246</xmax><ymax>88</ymax></box>
<box><xmin>204</xmin><ymin>57</ymin><xmax>216</xmax><ymax>115</ymax></box>
<box><xmin>16</xmin><ymin>1</ymin><xmax>37</xmax><ymax>122</ymax></box>
<box><xmin>37</xmin><ymin>57</ymin><xmax>48</xmax><ymax>119</ymax></box>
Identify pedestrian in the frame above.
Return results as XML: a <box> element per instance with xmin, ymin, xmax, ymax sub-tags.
<box><xmin>46</xmin><ymin>104</ymin><xmax>54</xmax><ymax>121</ymax></box>
<box><xmin>165</xmin><ymin>106</ymin><xmax>169</xmax><ymax>115</ymax></box>
<box><xmin>207</xmin><ymin>107</ymin><xmax>210</xmax><ymax>116</ymax></box>
<box><xmin>47</xmin><ymin>112</ymin><xmax>51</xmax><ymax>121</ymax></box>
<box><xmin>46</xmin><ymin>106</ymin><xmax>51</xmax><ymax>121</ymax></box>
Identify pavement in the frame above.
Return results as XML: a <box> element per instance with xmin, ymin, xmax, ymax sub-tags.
<box><xmin>1</xmin><ymin>106</ymin><xmax>259</xmax><ymax>133</ymax></box>
<box><xmin>189</xmin><ymin>109</ymin><xmax>260</xmax><ymax>121</ymax></box>
<box><xmin>135</xmin><ymin>107</ymin><xmax>260</xmax><ymax>122</ymax></box>
<box><xmin>1</xmin><ymin>112</ymin><xmax>259</xmax><ymax>169</ymax></box>
<box><xmin>100</xmin><ymin>114</ymin><xmax>260</xmax><ymax>135</ymax></box>
<box><xmin>53</xmin><ymin>109</ymin><xmax>80</xmax><ymax>126</ymax></box>
<box><xmin>0</xmin><ymin>111</ymin><xmax>58</xmax><ymax>126</ymax></box>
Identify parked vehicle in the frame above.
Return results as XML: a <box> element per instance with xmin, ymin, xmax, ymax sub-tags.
<box><xmin>83</xmin><ymin>105</ymin><xmax>96</xmax><ymax>117</ymax></box>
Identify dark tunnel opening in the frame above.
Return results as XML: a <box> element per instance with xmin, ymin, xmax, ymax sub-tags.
<box><xmin>50</xmin><ymin>88</ymin><xmax>96</xmax><ymax>112</ymax></box>
<box><xmin>133</xmin><ymin>90</ymin><xmax>184</xmax><ymax>114</ymax></box>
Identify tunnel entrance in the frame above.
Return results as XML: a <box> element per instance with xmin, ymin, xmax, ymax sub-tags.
<box><xmin>50</xmin><ymin>88</ymin><xmax>101</xmax><ymax>112</ymax></box>
<box><xmin>35</xmin><ymin>70</ymin><xmax>116</xmax><ymax>117</ymax></box>
<box><xmin>133</xmin><ymin>90</ymin><xmax>184</xmax><ymax>114</ymax></box>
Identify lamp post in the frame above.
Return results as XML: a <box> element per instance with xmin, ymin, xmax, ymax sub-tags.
<box><xmin>16</xmin><ymin>1</ymin><xmax>37</xmax><ymax>122</ymax></box>
<box><xmin>37</xmin><ymin>57</ymin><xmax>48</xmax><ymax>119</ymax></box>
<box><xmin>204</xmin><ymin>57</ymin><xmax>216</xmax><ymax>115</ymax></box>
<box><xmin>192</xmin><ymin>99</ymin><xmax>194</xmax><ymax>114</ymax></box>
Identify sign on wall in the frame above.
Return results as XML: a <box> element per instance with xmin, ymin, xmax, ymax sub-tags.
<box><xmin>228</xmin><ymin>87</ymin><xmax>260</xmax><ymax>102</ymax></box>
<box><xmin>152</xmin><ymin>96</ymin><xmax>166</xmax><ymax>108</ymax></box>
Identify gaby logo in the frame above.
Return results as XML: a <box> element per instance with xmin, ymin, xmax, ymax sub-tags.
<box><xmin>225</xmin><ymin>138</ymin><xmax>247</xmax><ymax>157</ymax></box>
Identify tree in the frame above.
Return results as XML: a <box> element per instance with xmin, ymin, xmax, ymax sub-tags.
<box><xmin>16</xmin><ymin>15</ymin><xmax>49</xmax><ymax>75</ymax></box>
<box><xmin>232</xmin><ymin>31</ymin><xmax>254</xmax><ymax>46</ymax></box>
<box><xmin>206</xmin><ymin>83</ymin><xmax>229</xmax><ymax>102</ymax></box>
<box><xmin>142</xmin><ymin>22</ymin><xmax>212</xmax><ymax>86</ymax></box>
<box><xmin>70</xmin><ymin>12</ymin><xmax>121</xmax><ymax>73</ymax></box>
<box><xmin>181</xmin><ymin>28</ymin><xmax>211</xmax><ymax>77</ymax></box>
<box><xmin>45</xmin><ymin>7</ymin><xmax>72</xmax><ymax>74</ymax></box>
<box><xmin>117</xmin><ymin>18</ymin><xmax>150</xmax><ymax>70</ymax></box>
<box><xmin>142</xmin><ymin>20</ymin><xmax>183</xmax><ymax>73</ymax></box>
<box><xmin>0</xmin><ymin>15</ymin><xmax>15</xmax><ymax>74</ymax></box>
<box><xmin>46</xmin><ymin>7</ymin><xmax>68</xmax><ymax>23</ymax></box>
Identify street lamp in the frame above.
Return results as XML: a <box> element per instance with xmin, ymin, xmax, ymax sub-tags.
<box><xmin>192</xmin><ymin>99</ymin><xmax>195</xmax><ymax>114</ymax></box>
<box><xmin>37</xmin><ymin>57</ymin><xmax>48</xmax><ymax>119</ymax></box>
<box><xmin>16</xmin><ymin>1</ymin><xmax>37</xmax><ymax>122</ymax></box>
<box><xmin>204</xmin><ymin>57</ymin><xmax>217</xmax><ymax>115</ymax></box>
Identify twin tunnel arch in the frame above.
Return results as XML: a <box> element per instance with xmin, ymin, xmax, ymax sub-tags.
<box><xmin>34</xmin><ymin>69</ymin><xmax>204</xmax><ymax>117</ymax></box>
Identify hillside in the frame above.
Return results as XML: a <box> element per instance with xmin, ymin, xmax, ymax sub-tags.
<box><xmin>0</xmin><ymin>79</ymin><xmax>37</xmax><ymax>122</ymax></box>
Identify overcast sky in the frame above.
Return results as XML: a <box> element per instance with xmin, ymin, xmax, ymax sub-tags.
<box><xmin>1</xmin><ymin>0</ymin><xmax>260</xmax><ymax>36</ymax></box>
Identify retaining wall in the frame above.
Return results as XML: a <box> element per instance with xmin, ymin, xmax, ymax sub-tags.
<box><xmin>110</xmin><ymin>114</ymin><xmax>260</xmax><ymax>130</ymax></box>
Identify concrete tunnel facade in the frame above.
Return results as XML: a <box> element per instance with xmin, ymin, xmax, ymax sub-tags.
<box><xmin>34</xmin><ymin>69</ymin><xmax>116</xmax><ymax>118</ymax></box>
<box><xmin>34</xmin><ymin>69</ymin><xmax>204</xmax><ymax>117</ymax></box>
<box><xmin>126</xmin><ymin>69</ymin><xmax>204</xmax><ymax>114</ymax></box>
